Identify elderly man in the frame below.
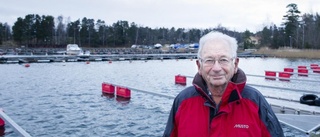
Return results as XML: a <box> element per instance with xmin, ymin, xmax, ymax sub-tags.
<box><xmin>163</xmin><ymin>31</ymin><xmax>284</xmax><ymax>137</ymax></box>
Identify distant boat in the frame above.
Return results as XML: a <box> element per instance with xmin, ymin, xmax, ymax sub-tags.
<box><xmin>79</xmin><ymin>50</ymin><xmax>90</xmax><ymax>56</ymax></box>
<box><xmin>66</xmin><ymin>44</ymin><xmax>82</xmax><ymax>55</ymax></box>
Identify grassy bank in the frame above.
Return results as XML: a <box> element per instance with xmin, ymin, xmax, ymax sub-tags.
<box><xmin>253</xmin><ymin>48</ymin><xmax>320</xmax><ymax>59</ymax></box>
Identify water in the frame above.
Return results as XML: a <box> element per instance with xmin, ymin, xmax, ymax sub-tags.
<box><xmin>1</xmin><ymin>58</ymin><xmax>320</xmax><ymax>137</ymax></box>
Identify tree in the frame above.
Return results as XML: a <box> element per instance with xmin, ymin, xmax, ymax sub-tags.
<box><xmin>96</xmin><ymin>19</ymin><xmax>106</xmax><ymax>47</ymax></box>
<box><xmin>40</xmin><ymin>15</ymin><xmax>55</xmax><ymax>45</ymax></box>
<box><xmin>0</xmin><ymin>23</ymin><xmax>11</xmax><ymax>45</ymax></box>
<box><xmin>86</xmin><ymin>18</ymin><xmax>95</xmax><ymax>47</ymax></box>
<box><xmin>256</xmin><ymin>26</ymin><xmax>272</xmax><ymax>47</ymax></box>
<box><xmin>273</xmin><ymin>26</ymin><xmax>286</xmax><ymax>49</ymax></box>
<box><xmin>301</xmin><ymin>13</ymin><xmax>320</xmax><ymax>49</ymax></box>
<box><xmin>56</xmin><ymin>15</ymin><xmax>66</xmax><ymax>45</ymax></box>
<box><xmin>80</xmin><ymin>17</ymin><xmax>89</xmax><ymax>46</ymax></box>
<box><xmin>66</xmin><ymin>19</ymin><xmax>80</xmax><ymax>44</ymax></box>
<box><xmin>242</xmin><ymin>30</ymin><xmax>254</xmax><ymax>49</ymax></box>
<box><xmin>129</xmin><ymin>22</ymin><xmax>139</xmax><ymax>45</ymax></box>
<box><xmin>283</xmin><ymin>3</ymin><xmax>301</xmax><ymax>48</ymax></box>
<box><xmin>10</xmin><ymin>13</ymin><xmax>264</xmax><ymax>48</ymax></box>
<box><xmin>0</xmin><ymin>23</ymin><xmax>3</xmax><ymax>44</ymax></box>
<box><xmin>188</xmin><ymin>29</ymin><xmax>201</xmax><ymax>44</ymax></box>
<box><xmin>24</xmin><ymin>14</ymin><xmax>37</xmax><ymax>45</ymax></box>
<box><xmin>12</xmin><ymin>17</ymin><xmax>25</xmax><ymax>44</ymax></box>
<box><xmin>112</xmin><ymin>20</ymin><xmax>129</xmax><ymax>46</ymax></box>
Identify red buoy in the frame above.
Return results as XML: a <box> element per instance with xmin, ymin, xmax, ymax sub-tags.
<box><xmin>313</xmin><ymin>66</ymin><xmax>320</xmax><ymax>73</ymax></box>
<box><xmin>310</xmin><ymin>64</ymin><xmax>318</xmax><ymax>69</ymax></box>
<box><xmin>86</xmin><ymin>61</ymin><xmax>90</xmax><ymax>64</ymax></box>
<box><xmin>265</xmin><ymin>71</ymin><xmax>276</xmax><ymax>80</ymax></box>
<box><xmin>283</xmin><ymin>68</ymin><xmax>294</xmax><ymax>75</ymax></box>
<box><xmin>298</xmin><ymin>69</ymin><xmax>308</xmax><ymax>76</ymax></box>
<box><xmin>116</xmin><ymin>86</ymin><xmax>131</xmax><ymax>99</ymax></box>
<box><xmin>278</xmin><ymin>72</ymin><xmax>291</xmax><ymax>81</ymax></box>
<box><xmin>102</xmin><ymin>83</ymin><xmax>115</xmax><ymax>94</ymax></box>
<box><xmin>298</xmin><ymin>66</ymin><xmax>307</xmax><ymax>69</ymax></box>
<box><xmin>108</xmin><ymin>61</ymin><xmax>112</xmax><ymax>64</ymax></box>
<box><xmin>24</xmin><ymin>64</ymin><xmax>30</xmax><ymax>67</ymax></box>
<box><xmin>175</xmin><ymin>75</ymin><xmax>187</xmax><ymax>85</ymax></box>
<box><xmin>0</xmin><ymin>118</ymin><xmax>4</xmax><ymax>136</ymax></box>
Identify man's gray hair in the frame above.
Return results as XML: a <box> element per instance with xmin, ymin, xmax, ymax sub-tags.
<box><xmin>197</xmin><ymin>31</ymin><xmax>238</xmax><ymax>59</ymax></box>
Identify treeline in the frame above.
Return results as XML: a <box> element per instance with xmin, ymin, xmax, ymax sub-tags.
<box><xmin>253</xmin><ymin>3</ymin><xmax>320</xmax><ymax>49</ymax></box>
<box><xmin>1</xmin><ymin>3</ymin><xmax>320</xmax><ymax>49</ymax></box>
<box><xmin>0</xmin><ymin>14</ymin><xmax>242</xmax><ymax>48</ymax></box>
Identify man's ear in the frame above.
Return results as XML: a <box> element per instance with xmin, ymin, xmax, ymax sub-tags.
<box><xmin>196</xmin><ymin>60</ymin><xmax>201</xmax><ymax>75</ymax></box>
<box><xmin>233</xmin><ymin>57</ymin><xmax>239</xmax><ymax>74</ymax></box>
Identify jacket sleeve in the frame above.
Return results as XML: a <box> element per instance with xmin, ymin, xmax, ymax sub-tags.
<box><xmin>163</xmin><ymin>96</ymin><xmax>181</xmax><ymax>137</ymax></box>
<box><xmin>163</xmin><ymin>105</ymin><xmax>175</xmax><ymax>137</ymax></box>
<box><xmin>164</xmin><ymin>86</ymin><xmax>197</xmax><ymax>137</ymax></box>
<box><xmin>259</xmin><ymin>94</ymin><xmax>285</xmax><ymax>137</ymax></box>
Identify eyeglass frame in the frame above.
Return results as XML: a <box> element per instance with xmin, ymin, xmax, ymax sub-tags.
<box><xmin>198</xmin><ymin>56</ymin><xmax>235</xmax><ymax>66</ymax></box>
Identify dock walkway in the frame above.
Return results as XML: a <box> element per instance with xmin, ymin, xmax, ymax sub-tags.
<box><xmin>0</xmin><ymin>52</ymin><xmax>265</xmax><ymax>64</ymax></box>
<box><xmin>276</xmin><ymin>114</ymin><xmax>320</xmax><ymax>135</ymax></box>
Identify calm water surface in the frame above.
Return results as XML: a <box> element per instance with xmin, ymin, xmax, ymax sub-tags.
<box><xmin>1</xmin><ymin>57</ymin><xmax>320</xmax><ymax>137</ymax></box>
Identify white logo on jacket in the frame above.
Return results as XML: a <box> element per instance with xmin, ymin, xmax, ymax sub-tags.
<box><xmin>233</xmin><ymin>124</ymin><xmax>249</xmax><ymax>129</ymax></box>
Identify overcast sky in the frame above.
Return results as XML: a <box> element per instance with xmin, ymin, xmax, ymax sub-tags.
<box><xmin>1</xmin><ymin>0</ymin><xmax>319</xmax><ymax>32</ymax></box>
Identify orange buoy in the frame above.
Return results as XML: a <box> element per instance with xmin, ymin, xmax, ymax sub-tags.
<box><xmin>24</xmin><ymin>64</ymin><xmax>30</xmax><ymax>67</ymax></box>
<box><xmin>116</xmin><ymin>86</ymin><xmax>131</xmax><ymax>99</ymax></box>
<box><xmin>0</xmin><ymin>118</ymin><xmax>4</xmax><ymax>136</ymax></box>
<box><xmin>175</xmin><ymin>75</ymin><xmax>187</xmax><ymax>85</ymax></box>
<box><xmin>265</xmin><ymin>71</ymin><xmax>276</xmax><ymax>80</ymax></box>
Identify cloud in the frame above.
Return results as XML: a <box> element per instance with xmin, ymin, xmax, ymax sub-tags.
<box><xmin>1</xmin><ymin>0</ymin><xmax>320</xmax><ymax>32</ymax></box>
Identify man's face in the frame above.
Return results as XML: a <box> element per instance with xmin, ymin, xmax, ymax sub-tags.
<box><xmin>196</xmin><ymin>40</ymin><xmax>238</xmax><ymax>88</ymax></box>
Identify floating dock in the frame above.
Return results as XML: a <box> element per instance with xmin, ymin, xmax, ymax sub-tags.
<box><xmin>0</xmin><ymin>54</ymin><xmax>196</xmax><ymax>63</ymax></box>
<box><xmin>0</xmin><ymin>52</ymin><xmax>266</xmax><ymax>64</ymax></box>
<box><xmin>276</xmin><ymin>114</ymin><xmax>320</xmax><ymax>135</ymax></box>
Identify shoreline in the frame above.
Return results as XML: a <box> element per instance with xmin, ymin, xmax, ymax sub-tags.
<box><xmin>1</xmin><ymin>47</ymin><xmax>320</xmax><ymax>59</ymax></box>
<box><xmin>253</xmin><ymin>48</ymin><xmax>320</xmax><ymax>59</ymax></box>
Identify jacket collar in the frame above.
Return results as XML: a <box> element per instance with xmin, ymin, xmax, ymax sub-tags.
<box><xmin>192</xmin><ymin>68</ymin><xmax>247</xmax><ymax>106</ymax></box>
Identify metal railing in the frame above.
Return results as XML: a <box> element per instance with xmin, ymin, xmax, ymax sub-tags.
<box><xmin>0</xmin><ymin>109</ymin><xmax>32</xmax><ymax>137</ymax></box>
<box><xmin>102</xmin><ymin>82</ymin><xmax>320</xmax><ymax>114</ymax></box>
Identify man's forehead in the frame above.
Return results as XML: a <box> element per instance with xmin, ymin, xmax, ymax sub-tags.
<box><xmin>201</xmin><ymin>41</ymin><xmax>231</xmax><ymax>55</ymax></box>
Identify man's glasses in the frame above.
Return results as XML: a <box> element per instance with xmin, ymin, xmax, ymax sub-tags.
<box><xmin>199</xmin><ymin>57</ymin><xmax>234</xmax><ymax>66</ymax></box>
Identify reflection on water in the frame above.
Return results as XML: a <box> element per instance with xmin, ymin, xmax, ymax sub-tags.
<box><xmin>0</xmin><ymin>58</ymin><xmax>319</xmax><ymax>136</ymax></box>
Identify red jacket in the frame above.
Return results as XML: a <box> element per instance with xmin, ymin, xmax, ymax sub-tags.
<box><xmin>163</xmin><ymin>69</ymin><xmax>284</xmax><ymax>137</ymax></box>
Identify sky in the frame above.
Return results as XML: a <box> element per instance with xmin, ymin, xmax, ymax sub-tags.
<box><xmin>1</xmin><ymin>0</ymin><xmax>320</xmax><ymax>33</ymax></box>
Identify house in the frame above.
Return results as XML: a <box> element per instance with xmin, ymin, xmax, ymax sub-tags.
<box><xmin>249</xmin><ymin>36</ymin><xmax>261</xmax><ymax>45</ymax></box>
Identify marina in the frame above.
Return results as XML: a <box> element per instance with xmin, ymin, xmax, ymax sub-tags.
<box><xmin>0</xmin><ymin>57</ymin><xmax>320</xmax><ymax>136</ymax></box>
